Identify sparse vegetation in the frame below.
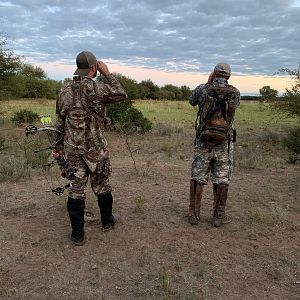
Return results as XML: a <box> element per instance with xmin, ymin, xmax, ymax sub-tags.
<box><xmin>248</xmin><ymin>202</ymin><xmax>289</xmax><ymax>226</ymax></box>
<box><xmin>160</xmin><ymin>142</ymin><xmax>175</xmax><ymax>158</ymax></box>
<box><xmin>134</xmin><ymin>195</ymin><xmax>145</xmax><ymax>213</ymax></box>
<box><xmin>158</xmin><ymin>268</ymin><xmax>171</xmax><ymax>300</ymax></box>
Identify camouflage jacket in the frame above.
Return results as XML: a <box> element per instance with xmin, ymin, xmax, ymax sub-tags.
<box><xmin>55</xmin><ymin>74</ymin><xmax>127</xmax><ymax>156</ymax></box>
<box><xmin>189</xmin><ymin>77</ymin><xmax>240</xmax><ymax>133</ymax></box>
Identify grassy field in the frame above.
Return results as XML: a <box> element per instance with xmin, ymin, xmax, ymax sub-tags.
<box><xmin>0</xmin><ymin>98</ymin><xmax>297</xmax><ymax>129</ymax></box>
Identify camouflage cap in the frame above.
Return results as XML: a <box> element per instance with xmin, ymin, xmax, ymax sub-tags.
<box><xmin>74</xmin><ymin>51</ymin><xmax>97</xmax><ymax>76</ymax></box>
<box><xmin>214</xmin><ymin>63</ymin><xmax>231</xmax><ymax>77</ymax></box>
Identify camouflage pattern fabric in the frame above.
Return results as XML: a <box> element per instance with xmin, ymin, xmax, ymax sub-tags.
<box><xmin>55</xmin><ymin>74</ymin><xmax>127</xmax><ymax>155</ymax></box>
<box><xmin>189</xmin><ymin>77</ymin><xmax>240</xmax><ymax>185</ymax></box>
<box><xmin>65</xmin><ymin>151</ymin><xmax>112</xmax><ymax>200</ymax></box>
<box><xmin>189</xmin><ymin>77</ymin><xmax>240</xmax><ymax>131</ymax></box>
<box><xmin>55</xmin><ymin>74</ymin><xmax>127</xmax><ymax>198</ymax></box>
<box><xmin>191</xmin><ymin>140</ymin><xmax>234</xmax><ymax>185</ymax></box>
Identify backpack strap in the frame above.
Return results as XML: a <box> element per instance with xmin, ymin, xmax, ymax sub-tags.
<box><xmin>71</xmin><ymin>80</ymin><xmax>105</xmax><ymax>128</ymax></box>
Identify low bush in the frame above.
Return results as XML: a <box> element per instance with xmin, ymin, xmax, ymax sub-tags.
<box><xmin>107</xmin><ymin>100</ymin><xmax>152</xmax><ymax>133</ymax></box>
<box><xmin>283</xmin><ymin>126</ymin><xmax>300</xmax><ymax>163</ymax></box>
<box><xmin>11</xmin><ymin>109</ymin><xmax>39</xmax><ymax>125</ymax></box>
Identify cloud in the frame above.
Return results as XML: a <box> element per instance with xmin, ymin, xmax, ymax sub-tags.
<box><xmin>1</xmin><ymin>0</ymin><xmax>299</xmax><ymax>76</ymax></box>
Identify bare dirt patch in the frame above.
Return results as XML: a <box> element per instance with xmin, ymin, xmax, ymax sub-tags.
<box><xmin>0</xmin><ymin>130</ymin><xmax>299</xmax><ymax>300</ymax></box>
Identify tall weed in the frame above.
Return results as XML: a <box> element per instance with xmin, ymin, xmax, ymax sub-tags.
<box><xmin>0</xmin><ymin>157</ymin><xmax>32</xmax><ymax>182</ymax></box>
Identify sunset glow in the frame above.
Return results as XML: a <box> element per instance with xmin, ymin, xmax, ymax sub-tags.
<box><xmin>33</xmin><ymin>60</ymin><xmax>291</xmax><ymax>95</ymax></box>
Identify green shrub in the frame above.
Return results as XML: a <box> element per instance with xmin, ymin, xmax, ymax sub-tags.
<box><xmin>283</xmin><ymin>126</ymin><xmax>300</xmax><ymax>163</ymax></box>
<box><xmin>0</xmin><ymin>89</ymin><xmax>12</xmax><ymax>100</ymax></box>
<box><xmin>107</xmin><ymin>100</ymin><xmax>152</xmax><ymax>133</ymax></box>
<box><xmin>11</xmin><ymin>109</ymin><xmax>39</xmax><ymax>125</ymax></box>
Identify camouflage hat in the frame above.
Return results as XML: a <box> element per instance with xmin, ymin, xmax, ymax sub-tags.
<box><xmin>214</xmin><ymin>63</ymin><xmax>231</xmax><ymax>77</ymax></box>
<box><xmin>74</xmin><ymin>51</ymin><xmax>97</xmax><ymax>76</ymax></box>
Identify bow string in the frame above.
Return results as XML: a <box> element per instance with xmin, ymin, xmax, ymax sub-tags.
<box><xmin>25</xmin><ymin>124</ymin><xmax>70</xmax><ymax>196</ymax></box>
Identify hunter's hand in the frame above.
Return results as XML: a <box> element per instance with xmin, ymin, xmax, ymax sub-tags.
<box><xmin>52</xmin><ymin>149</ymin><xmax>63</xmax><ymax>159</ymax></box>
<box><xmin>207</xmin><ymin>71</ymin><xmax>216</xmax><ymax>83</ymax></box>
<box><xmin>97</xmin><ymin>61</ymin><xmax>110</xmax><ymax>76</ymax></box>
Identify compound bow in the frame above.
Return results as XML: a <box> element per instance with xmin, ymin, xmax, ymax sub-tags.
<box><xmin>25</xmin><ymin>124</ymin><xmax>70</xmax><ymax>196</ymax></box>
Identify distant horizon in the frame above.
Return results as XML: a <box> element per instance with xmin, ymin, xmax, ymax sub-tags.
<box><xmin>30</xmin><ymin>59</ymin><xmax>291</xmax><ymax>95</ymax></box>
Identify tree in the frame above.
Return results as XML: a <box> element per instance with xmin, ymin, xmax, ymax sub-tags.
<box><xmin>157</xmin><ymin>88</ymin><xmax>175</xmax><ymax>100</ymax></box>
<box><xmin>180</xmin><ymin>85</ymin><xmax>192</xmax><ymax>100</ymax></box>
<box><xmin>272</xmin><ymin>65</ymin><xmax>300</xmax><ymax>118</ymax></box>
<box><xmin>0</xmin><ymin>36</ymin><xmax>22</xmax><ymax>79</ymax></box>
<box><xmin>19</xmin><ymin>63</ymin><xmax>47</xmax><ymax>79</ymax></box>
<box><xmin>162</xmin><ymin>84</ymin><xmax>179</xmax><ymax>100</ymax></box>
<box><xmin>114</xmin><ymin>73</ymin><xmax>140</xmax><ymax>100</ymax></box>
<box><xmin>139</xmin><ymin>79</ymin><xmax>159</xmax><ymax>100</ymax></box>
<box><xmin>0</xmin><ymin>35</ymin><xmax>62</xmax><ymax>100</ymax></box>
<box><xmin>273</xmin><ymin>64</ymin><xmax>300</xmax><ymax>163</ymax></box>
<box><xmin>259</xmin><ymin>86</ymin><xmax>278</xmax><ymax>102</ymax></box>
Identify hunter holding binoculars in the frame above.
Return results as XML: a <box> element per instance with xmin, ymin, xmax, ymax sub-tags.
<box><xmin>53</xmin><ymin>51</ymin><xmax>127</xmax><ymax>245</ymax></box>
<box><xmin>188</xmin><ymin>63</ymin><xmax>240</xmax><ymax>227</ymax></box>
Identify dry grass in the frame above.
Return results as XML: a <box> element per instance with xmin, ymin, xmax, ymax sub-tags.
<box><xmin>0</xmin><ymin>156</ymin><xmax>32</xmax><ymax>182</ymax></box>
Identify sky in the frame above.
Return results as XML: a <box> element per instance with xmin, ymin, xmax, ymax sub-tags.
<box><xmin>0</xmin><ymin>0</ymin><xmax>300</xmax><ymax>94</ymax></box>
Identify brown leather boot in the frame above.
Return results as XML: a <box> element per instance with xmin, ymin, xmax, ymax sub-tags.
<box><xmin>189</xmin><ymin>180</ymin><xmax>204</xmax><ymax>225</ymax></box>
<box><xmin>212</xmin><ymin>184</ymin><xmax>231</xmax><ymax>227</ymax></box>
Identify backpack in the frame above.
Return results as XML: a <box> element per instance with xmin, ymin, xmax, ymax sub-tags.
<box><xmin>196</xmin><ymin>82</ymin><xmax>236</xmax><ymax>146</ymax></box>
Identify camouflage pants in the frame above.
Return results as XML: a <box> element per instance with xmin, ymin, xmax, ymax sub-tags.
<box><xmin>191</xmin><ymin>139</ymin><xmax>234</xmax><ymax>185</ymax></box>
<box><xmin>65</xmin><ymin>150</ymin><xmax>112</xmax><ymax>200</ymax></box>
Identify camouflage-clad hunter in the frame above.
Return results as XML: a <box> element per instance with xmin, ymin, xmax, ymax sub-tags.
<box><xmin>54</xmin><ymin>51</ymin><xmax>127</xmax><ymax>245</ymax></box>
<box><xmin>189</xmin><ymin>63</ymin><xmax>240</xmax><ymax>227</ymax></box>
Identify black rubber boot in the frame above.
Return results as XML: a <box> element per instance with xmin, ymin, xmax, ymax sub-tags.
<box><xmin>67</xmin><ymin>197</ymin><xmax>85</xmax><ymax>245</ymax></box>
<box><xmin>97</xmin><ymin>192</ymin><xmax>117</xmax><ymax>231</ymax></box>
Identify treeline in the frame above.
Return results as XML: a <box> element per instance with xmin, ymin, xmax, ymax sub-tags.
<box><xmin>0</xmin><ymin>38</ymin><xmax>61</xmax><ymax>100</ymax></box>
<box><xmin>0</xmin><ymin>37</ymin><xmax>296</xmax><ymax>104</ymax></box>
<box><xmin>100</xmin><ymin>74</ymin><xmax>192</xmax><ymax>101</ymax></box>
<box><xmin>0</xmin><ymin>37</ymin><xmax>192</xmax><ymax>101</ymax></box>
<box><xmin>0</xmin><ymin>68</ymin><xmax>62</xmax><ymax>100</ymax></box>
